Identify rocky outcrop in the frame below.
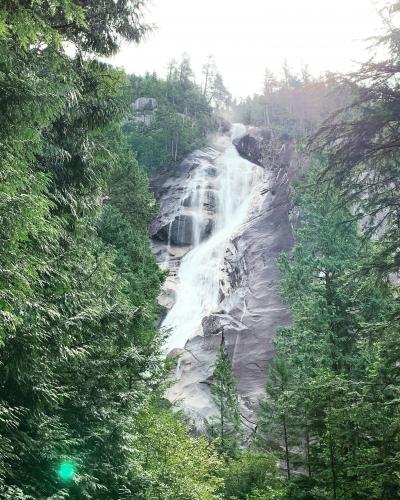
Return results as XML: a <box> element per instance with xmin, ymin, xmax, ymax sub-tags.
<box><xmin>155</xmin><ymin>214</ymin><xmax>214</xmax><ymax>247</ymax></box>
<box><xmin>233</xmin><ymin>127</ymin><xmax>272</xmax><ymax>166</ymax></box>
<box><xmin>151</xmin><ymin>128</ymin><xmax>307</xmax><ymax>430</ymax></box>
<box><xmin>150</xmin><ymin>147</ymin><xmax>220</xmax><ymax>242</ymax></box>
<box><xmin>132</xmin><ymin>97</ymin><xmax>158</xmax><ymax>112</ymax></box>
<box><xmin>150</xmin><ymin>146</ymin><xmax>222</xmax><ymax>310</ymax></box>
<box><xmin>128</xmin><ymin>97</ymin><xmax>158</xmax><ymax>126</ymax></box>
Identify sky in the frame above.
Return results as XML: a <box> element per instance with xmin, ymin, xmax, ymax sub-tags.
<box><xmin>109</xmin><ymin>0</ymin><xmax>386</xmax><ymax>98</ymax></box>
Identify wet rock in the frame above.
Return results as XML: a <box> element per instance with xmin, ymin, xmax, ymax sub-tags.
<box><xmin>182</xmin><ymin>188</ymin><xmax>217</xmax><ymax>211</ymax></box>
<box><xmin>181</xmin><ymin>195</ymin><xmax>193</xmax><ymax>207</ymax></box>
<box><xmin>202</xmin><ymin>218</ymin><xmax>214</xmax><ymax>238</ymax></box>
<box><xmin>203</xmin><ymin>190</ymin><xmax>218</xmax><ymax>211</ymax></box>
<box><xmin>151</xmin><ymin>135</ymin><xmax>307</xmax><ymax>431</ymax></box>
<box><xmin>158</xmin><ymin>283</ymin><xmax>176</xmax><ymax>310</ymax></box>
<box><xmin>156</xmin><ymin>214</ymin><xmax>214</xmax><ymax>246</ymax></box>
<box><xmin>205</xmin><ymin>166</ymin><xmax>218</xmax><ymax>177</ymax></box>
<box><xmin>202</xmin><ymin>313</ymin><xmax>228</xmax><ymax>336</ymax></box>
<box><xmin>167</xmin><ymin>347</ymin><xmax>185</xmax><ymax>359</ymax></box>
<box><xmin>202</xmin><ymin>313</ymin><xmax>246</xmax><ymax>336</ymax></box>
<box><xmin>169</xmin><ymin>214</ymin><xmax>193</xmax><ymax>246</ymax></box>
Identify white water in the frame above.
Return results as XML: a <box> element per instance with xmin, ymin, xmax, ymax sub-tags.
<box><xmin>163</xmin><ymin>124</ymin><xmax>263</xmax><ymax>353</ymax></box>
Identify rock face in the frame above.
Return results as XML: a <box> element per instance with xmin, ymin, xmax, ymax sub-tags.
<box><xmin>128</xmin><ymin>97</ymin><xmax>158</xmax><ymax>126</ymax></box>
<box><xmin>133</xmin><ymin>97</ymin><xmax>158</xmax><ymax>112</ymax></box>
<box><xmin>151</xmin><ymin>128</ymin><xmax>306</xmax><ymax>430</ymax></box>
<box><xmin>155</xmin><ymin>214</ymin><xmax>214</xmax><ymax>247</ymax></box>
<box><xmin>233</xmin><ymin>127</ymin><xmax>272</xmax><ymax>166</ymax></box>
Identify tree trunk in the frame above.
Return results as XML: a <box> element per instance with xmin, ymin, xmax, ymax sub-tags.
<box><xmin>328</xmin><ymin>428</ymin><xmax>338</xmax><ymax>500</ymax></box>
<box><xmin>283</xmin><ymin>414</ymin><xmax>291</xmax><ymax>480</ymax></box>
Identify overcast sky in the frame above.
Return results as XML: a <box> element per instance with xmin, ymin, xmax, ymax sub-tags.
<box><xmin>109</xmin><ymin>0</ymin><xmax>386</xmax><ymax>98</ymax></box>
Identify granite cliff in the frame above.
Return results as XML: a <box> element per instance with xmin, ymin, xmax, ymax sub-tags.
<box><xmin>151</xmin><ymin>125</ymin><xmax>306</xmax><ymax>430</ymax></box>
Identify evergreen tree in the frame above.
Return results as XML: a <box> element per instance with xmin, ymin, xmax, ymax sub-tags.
<box><xmin>313</xmin><ymin>0</ymin><xmax>400</xmax><ymax>276</ymax></box>
<box><xmin>133</xmin><ymin>403</ymin><xmax>223</xmax><ymax>499</ymax></box>
<box><xmin>258</xmin><ymin>357</ymin><xmax>300</xmax><ymax>481</ymax></box>
<box><xmin>209</xmin><ymin>342</ymin><xmax>242</xmax><ymax>459</ymax></box>
<box><xmin>222</xmin><ymin>451</ymin><xmax>286</xmax><ymax>499</ymax></box>
<box><xmin>257</xmin><ymin>161</ymin><xmax>400</xmax><ymax>498</ymax></box>
<box><xmin>0</xmin><ymin>1</ymin><xmax>174</xmax><ymax>498</ymax></box>
<box><xmin>209</xmin><ymin>72</ymin><xmax>232</xmax><ymax>110</ymax></box>
<box><xmin>124</xmin><ymin>56</ymin><xmax>216</xmax><ymax>173</ymax></box>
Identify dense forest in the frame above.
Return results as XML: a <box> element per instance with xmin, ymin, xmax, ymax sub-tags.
<box><xmin>0</xmin><ymin>0</ymin><xmax>399</xmax><ymax>499</ymax></box>
<box><xmin>123</xmin><ymin>56</ymin><xmax>230</xmax><ymax>173</ymax></box>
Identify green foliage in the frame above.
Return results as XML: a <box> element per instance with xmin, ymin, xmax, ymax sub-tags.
<box><xmin>0</xmin><ymin>1</ymin><xmax>175</xmax><ymax>498</ymax></box>
<box><xmin>209</xmin><ymin>343</ymin><xmax>242</xmax><ymax>459</ymax></box>
<box><xmin>257</xmin><ymin>161</ymin><xmax>400</xmax><ymax>499</ymax></box>
<box><xmin>258</xmin><ymin>358</ymin><xmax>301</xmax><ymax>481</ymax></box>
<box><xmin>0</xmin><ymin>2</ymin><xmax>232</xmax><ymax>498</ymax></box>
<box><xmin>132</xmin><ymin>405</ymin><xmax>223</xmax><ymax>499</ymax></box>
<box><xmin>123</xmin><ymin>57</ymin><xmax>217</xmax><ymax>173</ymax></box>
<box><xmin>202</xmin><ymin>56</ymin><xmax>232</xmax><ymax>110</ymax></box>
<box><xmin>231</xmin><ymin>65</ymin><xmax>347</xmax><ymax>139</ymax></box>
<box><xmin>222</xmin><ymin>452</ymin><xmax>285</xmax><ymax>500</ymax></box>
<box><xmin>313</xmin><ymin>1</ymin><xmax>400</xmax><ymax>277</ymax></box>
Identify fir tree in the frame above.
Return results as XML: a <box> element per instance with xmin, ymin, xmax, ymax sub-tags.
<box><xmin>209</xmin><ymin>341</ymin><xmax>242</xmax><ymax>459</ymax></box>
<box><xmin>257</xmin><ymin>160</ymin><xmax>400</xmax><ymax>499</ymax></box>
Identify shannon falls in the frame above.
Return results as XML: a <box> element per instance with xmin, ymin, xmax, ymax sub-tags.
<box><xmin>151</xmin><ymin>124</ymin><xmax>297</xmax><ymax>429</ymax></box>
<box><xmin>162</xmin><ymin>124</ymin><xmax>263</xmax><ymax>353</ymax></box>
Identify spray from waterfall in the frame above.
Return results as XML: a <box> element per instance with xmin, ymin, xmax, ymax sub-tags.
<box><xmin>162</xmin><ymin>124</ymin><xmax>263</xmax><ymax>353</ymax></box>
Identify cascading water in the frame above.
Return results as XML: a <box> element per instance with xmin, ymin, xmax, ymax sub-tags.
<box><xmin>162</xmin><ymin>124</ymin><xmax>263</xmax><ymax>353</ymax></box>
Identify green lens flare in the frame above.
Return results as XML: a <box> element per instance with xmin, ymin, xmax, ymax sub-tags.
<box><xmin>58</xmin><ymin>461</ymin><xmax>75</xmax><ymax>481</ymax></box>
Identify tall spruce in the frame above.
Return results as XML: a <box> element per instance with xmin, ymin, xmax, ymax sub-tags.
<box><xmin>313</xmin><ymin>0</ymin><xmax>400</xmax><ymax>276</ymax></box>
<box><xmin>258</xmin><ymin>357</ymin><xmax>300</xmax><ymax>481</ymax></box>
<box><xmin>209</xmin><ymin>341</ymin><xmax>242</xmax><ymax>459</ymax></box>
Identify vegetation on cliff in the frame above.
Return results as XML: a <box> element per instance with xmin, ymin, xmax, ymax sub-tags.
<box><xmin>123</xmin><ymin>56</ymin><xmax>230</xmax><ymax>173</ymax></box>
<box><xmin>254</xmin><ymin>3</ymin><xmax>400</xmax><ymax>498</ymax></box>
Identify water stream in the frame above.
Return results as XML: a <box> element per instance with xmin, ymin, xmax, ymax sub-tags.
<box><xmin>163</xmin><ymin>125</ymin><xmax>263</xmax><ymax>353</ymax></box>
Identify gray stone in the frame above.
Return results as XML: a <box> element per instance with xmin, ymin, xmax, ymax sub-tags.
<box><xmin>203</xmin><ymin>189</ymin><xmax>218</xmax><ymax>211</ymax></box>
<box><xmin>202</xmin><ymin>313</ymin><xmax>246</xmax><ymax>336</ymax></box>
<box><xmin>205</xmin><ymin>166</ymin><xmax>218</xmax><ymax>177</ymax></box>
<box><xmin>155</xmin><ymin>213</ymin><xmax>214</xmax><ymax>246</ymax></box>
<box><xmin>151</xmin><ymin>133</ymin><xmax>307</xmax><ymax>431</ymax></box>
<box><xmin>181</xmin><ymin>195</ymin><xmax>193</xmax><ymax>207</ymax></box>
<box><xmin>132</xmin><ymin>97</ymin><xmax>158</xmax><ymax>112</ymax></box>
<box><xmin>233</xmin><ymin>127</ymin><xmax>272</xmax><ymax>166</ymax></box>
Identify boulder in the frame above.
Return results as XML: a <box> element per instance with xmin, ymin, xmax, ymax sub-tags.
<box><xmin>202</xmin><ymin>313</ymin><xmax>246</xmax><ymax>336</ymax></box>
<box><xmin>132</xmin><ymin>97</ymin><xmax>158</xmax><ymax>112</ymax></box>
<box><xmin>233</xmin><ymin>127</ymin><xmax>272</xmax><ymax>166</ymax></box>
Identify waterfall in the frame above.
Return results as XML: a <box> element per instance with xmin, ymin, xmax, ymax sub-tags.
<box><xmin>162</xmin><ymin>124</ymin><xmax>263</xmax><ymax>353</ymax></box>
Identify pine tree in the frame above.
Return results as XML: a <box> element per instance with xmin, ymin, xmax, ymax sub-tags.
<box><xmin>313</xmin><ymin>0</ymin><xmax>400</xmax><ymax>276</ymax></box>
<box><xmin>124</xmin><ymin>57</ymin><xmax>216</xmax><ymax>173</ymax></box>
